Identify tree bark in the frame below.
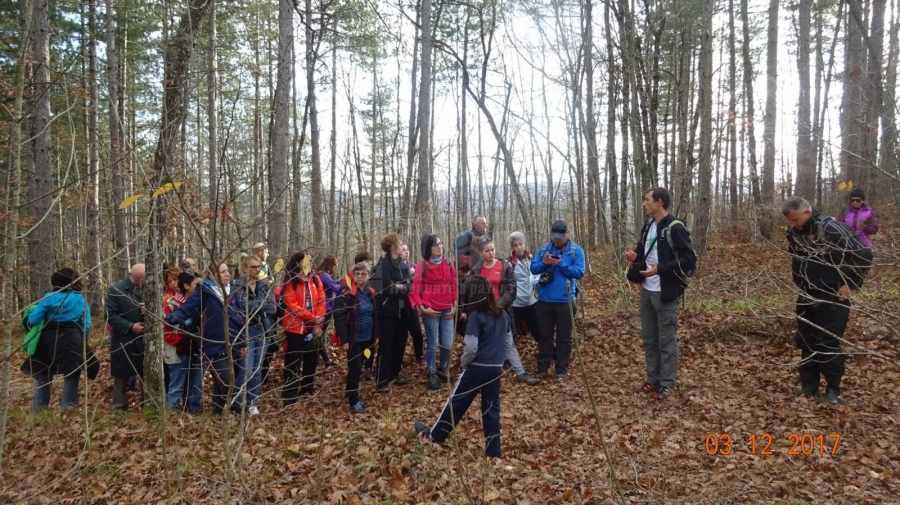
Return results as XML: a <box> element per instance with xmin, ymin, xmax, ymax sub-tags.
<box><xmin>0</xmin><ymin>0</ymin><xmax>34</xmax><ymax>473</ymax></box>
<box><xmin>740</xmin><ymin>0</ymin><xmax>760</xmax><ymax>204</ymax></box>
<box><xmin>796</xmin><ymin>0</ymin><xmax>816</xmax><ymax>199</ymax></box>
<box><xmin>26</xmin><ymin>0</ymin><xmax>53</xmax><ymax>302</ymax></box>
<box><xmin>728</xmin><ymin>0</ymin><xmax>739</xmax><ymax>219</ymax></box>
<box><xmin>761</xmin><ymin>0</ymin><xmax>779</xmax><ymax>237</ymax></box>
<box><xmin>86</xmin><ymin>0</ymin><xmax>102</xmax><ymax>313</ymax></box>
<box><xmin>106</xmin><ymin>0</ymin><xmax>128</xmax><ymax>279</ymax></box>
<box><xmin>143</xmin><ymin>0</ymin><xmax>211</xmax><ymax>408</ymax></box>
<box><xmin>694</xmin><ymin>0</ymin><xmax>714</xmax><ymax>254</ymax></box>
<box><xmin>306</xmin><ymin>0</ymin><xmax>325</xmax><ymax>250</ymax></box>
<box><xmin>270</xmin><ymin>0</ymin><xmax>292</xmax><ymax>262</ymax></box>
<box><xmin>583</xmin><ymin>0</ymin><xmax>600</xmax><ymax>248</ymax></box>
<box><xmin>208</xmin><ymin>0</ymin><xmax>219</xmax><ymax>254</ymax></box>
<box><xmin>415</xmin><ymin>0</ymin><xmax>434</xmax><ymax>235</ymax></box>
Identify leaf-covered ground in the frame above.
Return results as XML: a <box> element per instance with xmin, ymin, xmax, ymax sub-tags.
<box><xmin>2</xmin><ymin>226</ymin><xmax>899</xmax><ymax>504</ymax></box>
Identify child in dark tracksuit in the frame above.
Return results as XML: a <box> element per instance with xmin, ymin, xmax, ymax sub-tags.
<box><xmin>414</xmin><ymin>275</ymin><xmax>508</xmax><ymax>458</ymax></box>
<box><xmin>334</xmin><ymin>263</ymin><xmax>379</xmax><ymax>414</ymax></box>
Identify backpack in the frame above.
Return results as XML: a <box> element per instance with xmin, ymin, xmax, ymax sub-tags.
<box><xmin>659</xmin><ymin>219</ymin><xmax>698</xmax><ymax>280</ymax></box>
<box><xmin>452</xmin><ymin>230</ymin><xmax>473</xmax><ymax>257</ymax></box>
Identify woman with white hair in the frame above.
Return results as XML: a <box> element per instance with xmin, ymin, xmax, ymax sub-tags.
<box><xmin>506</xmin><ymin>231</ymin><xmax>542</xmax><ymax>344</ymax></box>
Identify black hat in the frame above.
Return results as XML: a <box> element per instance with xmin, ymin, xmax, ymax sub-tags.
<box><xmin>849</xmin><ymin>188</ymin><xmax>865</xmax><ymax>200</ymax></box>
<box><xmin>550</xmin><ymin>220</ymin><xmax>568</xmax><ymax>239</ymax></box>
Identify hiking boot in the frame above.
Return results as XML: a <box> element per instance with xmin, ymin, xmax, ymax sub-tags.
<box><xmin>324</xmin><ymin>360</ymin><xmax>337</xmax><ymax>368</ymax></box>
<box><xmin>362</xmin><ymin>369</ymin><xmax>374</xmax><ymax>381</ymax></box>
<box><xmin>248</xmin><ymin>405</ymin><xmax>260</xmax><ymax>416</ymax></box>
<box><xmin>393</xmin><ymin>376</ymin><xmax>412</xmax><ymax>386</ymax></box>
<box><xmin>427</xmin><ymin>373</ymin><xmax>441</xmax><ymax>390</ymax></box>
<box><xmin>413</xmin><ymin>419</ymin><xmax>431</xmax><ymax>437</ymax></box>
<box><xmin>516</xmin><ymin>373</ymin><xmax>540</xmax><ymax>385</ymax></box>
<box><xmin>799</xmin><ymin>383</ymin><xmax>819</xmax><ymax>398</ymax></box>
<box><xmin>652</xmin><ymin>386</ymin><xmax>673</xmax><ymax>400</ymax></box>
<box><xmin>417</xmin><ymin>357</ymin><xmax>426</xmax><ymax>366</ymax></box>
<box><xmin>555</xmin><ymin>371</ymin><xmax>568</xmax><ymax>379</ymax></box>
<box><xmin>822</xmin><ymin>387</ymin><xmax>841</xmax><ymax>405</ymax></box>
<box><xmin>436</xmin><ymin>368</ymin><xmax>449</xmax><ymax>382</ymax></box>
<box><xmin>634</xmin><ymin>382</ymin><xmax>659</xmax><ymax>395</ymax></box>
<box><xmin>349</xmin><ymin>401</ymin><xmax>366</xmax><ymax>414</ymax></box>
<box><xmin>376</xmin><ymin>383</ymin><xmax>392</xmax><ymax>393</ymax></box>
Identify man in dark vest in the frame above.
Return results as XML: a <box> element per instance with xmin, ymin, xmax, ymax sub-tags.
<box><xmin>455</xmin><ymin>215</ymin><xmax>488</xmax><ymax>268</ymax></box>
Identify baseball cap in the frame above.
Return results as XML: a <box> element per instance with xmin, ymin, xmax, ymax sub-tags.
<box><xmin>550</xmin><ymin>220</ymin><xmax>568</xmax><ymax>239</ymax></box>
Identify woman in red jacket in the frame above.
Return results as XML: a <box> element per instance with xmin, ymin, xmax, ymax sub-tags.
<box><xmin>410</xmin><ymin>234</ymin><xmax>458</xmax><ymax>390</ymax></box>
<box><xmin>280</xmin><ymin>251</ymin><xmax>326</xmax><ymax>405</ymax></box>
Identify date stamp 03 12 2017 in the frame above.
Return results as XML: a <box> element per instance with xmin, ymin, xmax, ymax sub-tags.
<box><xmin>704</xmin><ymin>433</ymin><xmax>841</xmax><ymax>456</ymax></box>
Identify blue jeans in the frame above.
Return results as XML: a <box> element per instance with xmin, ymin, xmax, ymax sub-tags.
<box><xmin>166</xmin><ymin>353</ymin><xmax>203</xmax><ymax>413</ymax></box>
<box><xmin>33</xmin><ymin>371</ymin><xmax>80</xmax><ymax>412</ymax></box>
<box><xmin>239</xmin><ymin>336</ymin><xmax>267</xmax><ymax>406</ymax></box>
<box><xmin>422</xmin><ymin>309</ymin><xmax>454</xmax><ymax>374</ymax></box>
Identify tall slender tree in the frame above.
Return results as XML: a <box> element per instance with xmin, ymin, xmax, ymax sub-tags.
<box><xmin>694</xmin><ymin>0</ymin><xmax>714</xmax><ymax>254</ymax></box>
<box><xmin>270</xmin><ymin>0</ymin><xmax>292</xmax><ymax>262</ymax></box>
<box><xmin>795</xmin><ymin>0</ymin><xmax>816</xmax><ymax>199</ymax></box>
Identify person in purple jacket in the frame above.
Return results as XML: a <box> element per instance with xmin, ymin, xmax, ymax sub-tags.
<box><xmin>315</xmin><ymin>255</ymin><xmax>340</xmax><ymax>367</ymax></box>
<box><xmin>838</xmin><ymin>188</ymin><xmax>879</xmax><ymax>248</ymax></box>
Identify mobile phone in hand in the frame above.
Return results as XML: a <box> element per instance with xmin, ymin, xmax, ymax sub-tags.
<box><xmin>551</xmin><ymin>254</ymin><xmax>561</xmax><ymax>260</ymax></box>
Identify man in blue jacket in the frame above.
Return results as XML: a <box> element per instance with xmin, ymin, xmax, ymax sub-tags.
<box><xmin>530</xmin><ymin>220</ymin><xmax>585</xmax><ymax>378</ymax></box>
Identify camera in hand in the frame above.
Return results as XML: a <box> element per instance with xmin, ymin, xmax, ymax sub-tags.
<box><xmin>539</xmin><ymin>271</ymin><xmax>555</xmax><ymax>287</ymax></box>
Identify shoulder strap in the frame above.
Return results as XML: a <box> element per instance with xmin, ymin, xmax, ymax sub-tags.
<box><xmin>664</xmin><ymin>219</ymin><xmax>685</xmax><ymax>249</ymax></box>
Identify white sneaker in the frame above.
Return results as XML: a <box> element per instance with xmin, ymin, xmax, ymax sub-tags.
<box><xmin>248</xmin><ymin>406</ymin><xmax>260</xmax><ymax>416</ymax></box>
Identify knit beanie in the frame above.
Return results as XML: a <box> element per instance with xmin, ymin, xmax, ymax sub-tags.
<box><xmin>849</xmin><ymin>188</ymin><xmax>865</xmax><ymax>200</ymax></box>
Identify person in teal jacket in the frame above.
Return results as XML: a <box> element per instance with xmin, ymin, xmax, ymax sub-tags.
<box><xmin>21</xmin><ymin>268</ymin><xmax>95</xmax><ymax>411</ymax></box>
<box><xmin>530</xmin><ymin>220</ymin><xmax>585</xmax><ymax>378</ymax></box>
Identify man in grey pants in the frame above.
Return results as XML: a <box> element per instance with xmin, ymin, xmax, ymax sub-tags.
<box><xmin>625</xmin><ymin>188</ymin><xmax>697</xmax><ymax>400</ymax></box>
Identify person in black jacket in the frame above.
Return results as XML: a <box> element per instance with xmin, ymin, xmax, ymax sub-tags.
<box><xmin>625</xmin><ymin>188</ymin><xmax>697</xmax><ymax>400</ymax></box>
<box><xmin>369</xmin><ymin>233</ymin><xmax>414</xmax><ymax>391</ymax></box>
<box><xmin>782</xmin><ymin>196</ymin><xmax>872</xmax><ymax>404</ymax></box>
<box><xmin>107</xmin><ymin>264</ymin><xmax>146</xmax><ymax>411</ymax></box>
<box><xmin>334</xmin><ymin>263</ymin><xmax>379</xmax><ymax>414</ymax></box>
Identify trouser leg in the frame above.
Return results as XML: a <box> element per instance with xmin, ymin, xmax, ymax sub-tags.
<box><xmin>391</xmin><ymin>314</ymin><xmax>410</xmax><ymax>380</ymax></box>
<box><xmin>429</xmin><ymin>366</ymin><xmax>482</xmax><ymax>444</ymax></box>
<box><xmin>407</xmin><ymin>311</ymin><xmax>425</xmax><ymax>360</ymax></box>
<box><xmin>514</xmin><ymin>304</ymin><xmax>542</xmax><ymax>344</ymax></box>
<box><xmin>282</xmin><ymin>333</ymin><xmax>303</xmax><ymax>404</ymax></box>
<box><xmin>655</xmin><ymin>295</ymin><xmax>680</xmax><ymax>389</ymax></box>
<box><xmin>376</xmin><ymin>316</ymin><xmax>401</xmax><ymax>387</ymax></box>
<box><xmin>554</xmin><ymin>303</ymin><xmax>574</xmax><ymax>374</ymax></box>
<box><xmin>437</xmin><ymin>313</ymin><xmax>454</xmax><ymax>373</ymax></box>
<box><xmin>535</xmin><ymin>302</ymin><xmax>556</xmax><ymax>374</ymax></box>
<box><xmin>60</xmin><ymin>370</ymin><xmax>80</xmax><ymax>408</ymax></box>
<box><xmin>346</xmin><ymin>342</ymin><xmax>364</xmax><ymax>406</ymax></box>
<box><xmin>112</xmin><ymin>376</ymin><xmax>129</xmax><ymax>411</ymax></box>
<box><xmin>639</xmin><ymin>288</ymin><xmax>661</xmax><ymax>385</ymax></box>
<box><xmin>480</xmin><ymin>367</ymin><xmax>502</xmax><ymax>458</ymax></box>
<box><xmin>504</xmin><ymin>330</ymin><xmax>526</xmax><ymax>376</ymax></box>
<box><xmin>798</xmin><ymin>298</ymin><xmax>850</xmax><ymax>390</ymax></box>
<box><xmin>33</xmin><ymin>372</ymin><xmax>51</xmax><ymax>412</ymax></box>
<box><xmin>299</xmin><ymin>339</ymin><xmax>319</xmax><ymax>394</ymax></box>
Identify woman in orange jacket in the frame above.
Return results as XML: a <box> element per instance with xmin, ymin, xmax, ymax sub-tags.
<box><xmin>280</xmin><ymin>251</ymin><xmax>327</xmax><ymax>405</ymax></box>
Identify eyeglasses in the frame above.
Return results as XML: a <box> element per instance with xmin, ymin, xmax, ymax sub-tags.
<box><xmin>850</xmin><ymin>198</ymin><xmax>862</xmax><ymax>203</ymax></box>
<box><xmin>353</xmin><ymin>272</ymin><xmax>370</xmax><ymax>277</ymax></box>
<box><xmin>249</xmin><ymin>265</ymin><xmax>261</xmax><ymax>270</ymax></box>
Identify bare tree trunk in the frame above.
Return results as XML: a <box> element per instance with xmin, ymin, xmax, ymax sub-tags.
<box><xmin>740</xmin><ymin>0</ymin><xmax>760</xmax><ymax>204</ymax></box>
<box><xmin>306</xmin><ymin>0</ymin><xmax>325</xmax><ymax>250</ymax></box>
<box><xmin>86</xmin><ymin>0</ymin><xmax>102</xmax><ymax>312</ymax></box>
<box><xmin>329</xmin><ymin>31</ymin><xmax>338</xmax><ymax>250</ymax></box>
<box><xmin>694</xmin><ymin>0</ymin><xmax>714</xmax><ymax>254</ymax></box>
<box><xmin>882</xmin><ymin>0</ymin><xmax>899</xmax><ymax>203</ymax></box>
<box><xmin>208</xmin><ymin>0</ymin><xmax>219</xmax><ymax>254</ymax></box>
<box><xmin>796</xmin><ymin>0</ymin><xmax>816</xmax><ymax>198</ymax></box>
<box><xmin>605</xmin><ymin>2</ymin><xmax>621</xmax><ymax>247</ymax></box>
<box><xmin>673</xmin><ymin>26</ymin><xmax>692</xmax><ymax>217</ymax></box>
<box><xmin>0</xmin><ymin>0</ymin><xmax>34</xmax><ymax>473</ymax></box>
<box><xmin>144</xmin><ymin>0</ymin><xmax>211</xmax><ymax>409</ymax></box>
<box><xmin>270</xmin><ymin>0</ymin><xmax>292</xmax><ymax>262</ymax></box>
<box><xmin>398</xmin><ymin>2</ymin><xmax>420</xmax><ymax>236</ymax></box>
<box><xmin>761</xmin><ymin>0</ymin><xmax>779</xmax><ymax>237</ymax></box>
<box><xmin>583</xmin><ymin>0</ymin><xmax>600</xmax><ymax>248</ymax></box>
<box><xmin>106</xmin><ymin>0</ymin><xmax>128</xmax><ymax>279</ymax></box>
<box><xmin>415</xmin><ymin>0</ymin><xmax>434</xmax><ymax>234</ymax></box>
<box><xmin>26</xmin><ymin>0</ymin><xmax>53</xmax><ymax>302</ymax></box>
<box><xmin>842</xmin><ymin>0</ymin><xmax>868</xmax><ymax>188</ymax></box>
<box><xmin>727</xmin><ymin>0</ymin><xmax>739</xmax><ymax>220</ymax></box>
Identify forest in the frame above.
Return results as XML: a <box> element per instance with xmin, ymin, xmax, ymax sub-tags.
<box><xmin>1</xmin><ymin>0</ymin><xmax>899</xmax><ymax>502</ymax></box>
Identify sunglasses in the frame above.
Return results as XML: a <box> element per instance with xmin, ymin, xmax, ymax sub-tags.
<box><xmin>850</xmin><ymin>198</ymin><xmax>862</xmax><ymax>203</ymax></box>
